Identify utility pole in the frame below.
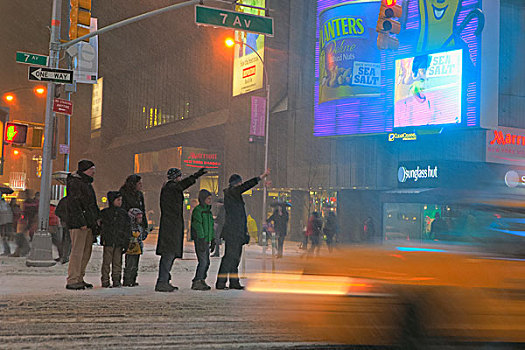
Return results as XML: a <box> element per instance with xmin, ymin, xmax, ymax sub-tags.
<box><xmin>26</xmin><ymin>0</ymin><xmax>62</xmax><ymax>267</ymax></box>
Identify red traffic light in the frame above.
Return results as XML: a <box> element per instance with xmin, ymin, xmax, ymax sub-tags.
<box><xmin>383</xmin><ymin>0</ymin><xmax>396</xmax><ymax>7</ymax></box>
<box><xmin>4</xmin><ymin>122</ymin><xmax>28</xmax><ymax>144</ymax></box>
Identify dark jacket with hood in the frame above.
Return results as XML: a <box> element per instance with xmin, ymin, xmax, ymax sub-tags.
<box><xmin>222</xmin><ymin>177</ymin><xmax>260</xmax><ymax>244</ymax></box>
<box><xmin>120</xmin><ymin>176</ymin><xmax>147</xmax><ymax>231</ymax></box>
<box><xmin>66</xmin><ymin>171</ymin><xmax>100</xmax><ymax>230</ymax></box>
<box><xmin>100</xmin><ymin>192</ymin><xmax>131</xmax><ymax>248</ymax></box>
<box><xmin>156</xmin><ymin>175</ymin><xmax>198</xmax><ymax>257</ymax></box>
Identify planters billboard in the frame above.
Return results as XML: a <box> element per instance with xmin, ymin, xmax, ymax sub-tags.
<box><xmin>314</xmin><ymin>0</ymin><xmax>485</xmax><ymax>137</ymax></box>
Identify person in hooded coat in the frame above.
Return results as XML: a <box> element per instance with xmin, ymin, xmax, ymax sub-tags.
<box><xmin>216</xmin><ymin>169</ymin><xmax>270</xmax><ymax>290</ymax></box>
<box><xmin>120</xmin><ymin>174</ymin><xmax>148</xmax><ymax>232</ymax></box>
<box><xmin>100</xmin><ymin>191</ymin><xmax>130</xmax><ymax>288</ymax></box>
<box><xmin>155</xmin><ymin>167</ymin><xmax>207</xmax><ymax>292</ymax></box>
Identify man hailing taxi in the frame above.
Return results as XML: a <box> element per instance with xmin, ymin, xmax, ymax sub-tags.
<box><xmin>216</xmin><ymin>169</ymin><xmax>270</xmax><ymax>290</ymax></box>
<box><xmin>155</xmin><ymin>167</ymin><xmax>207</xmax><ymax>292</ymax></box>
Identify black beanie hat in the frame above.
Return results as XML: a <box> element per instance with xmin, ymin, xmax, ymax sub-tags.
<box><xmin>107</xmin><ymin>191</ymin><xmax>122</xmax><ymax>206</ymax></box>
<box><xmin>78</xmin><ymin>159</ymin><xmax>95</xmax><ymax>172</ymax></box>
<box><xmin>167</xmin><ymin>167</ymin><xmax>182</xmax><ymax>180</ymax></box>
<box><xmin>198</xmin><ymin>189</ymin><xmax>212</xmax><ymax>205</ymax></box>
<box><xmin>229</xmin><ymin>174</ymin><xmax>242</xmax><ymax>186</ymax></box>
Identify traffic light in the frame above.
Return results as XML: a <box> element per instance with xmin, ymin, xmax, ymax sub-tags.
<box><xmin>69</xmin><ymin>0</ymin><xmax>92</xmax><ymax>41</ymax></box>
<box><xmin>376</xmin><ymin>0</ymin><xmax>403</xmax><ymax>50</ymax></box>
<box><xmin>4</xmin><ymin>122</ymin><xmax>28</xmax><ymax>144</ymax></box>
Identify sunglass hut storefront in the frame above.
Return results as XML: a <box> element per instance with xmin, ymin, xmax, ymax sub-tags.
<box><xmin>381</xmin><ymin>160</ymin><xmax>525</xmax><ymax>242</ymax></box>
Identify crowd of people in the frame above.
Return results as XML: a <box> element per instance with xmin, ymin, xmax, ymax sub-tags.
<box><xmin>2</xmin><ymin>157</ymin><xmax>347</xmax><ymax>291</ymax></box>
<box><xmin>58</xmin><ymin>159</ymin><xmax>270</xmax><ymax>292</ymax></box>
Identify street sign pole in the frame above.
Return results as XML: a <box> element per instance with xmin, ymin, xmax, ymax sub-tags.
<box><xmin>26</xmin><ymin>0</ymin><xmax>61</xmax><ymax>267</ymax></box>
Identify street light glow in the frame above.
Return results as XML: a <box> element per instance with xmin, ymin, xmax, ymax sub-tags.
<box><xmin>4</xmin><ymin>94</ymin><xmax>14</xmax><ymax>102</ymax></box>
<box><xmin>34</xmin><ymin>87</ymin><xmax>46</xmax><ymax>95</ymax></box>
<box><xmin>225</xmin><ymin>38</ymin><xmax>235</xmax><ymax>47</ymax></box>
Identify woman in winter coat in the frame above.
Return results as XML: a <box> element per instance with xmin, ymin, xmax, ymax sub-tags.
<box><xmin>190</xmin><ymin>189</ymin><xmax>215</xmax><ymax>291</ymax></box>
<box><xmin>123</xmin><ymin>208</ymin><xmax>148</xmax><ymax>287</ymax></box>
<box><xmin>0</xmin><ymin>197</ymin><xmax>13</xmax><ymax>256</ymax></box>
<box><xmin>120</xmin><ymin>175</ymin><xmax>147</xmax><ymax>231</ymax></box>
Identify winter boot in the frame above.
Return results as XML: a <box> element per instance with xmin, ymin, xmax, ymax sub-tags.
<box><xmin>215</xmin><ymin>277</ymin><xmax>228</xmax><ymax>290</ymax></box>
<box><xmin>191</xmin><ymin>280</ymin><xmax>211</xmax><ymax>291</ymax></box>
<box><xmin>101</xmin><ymin>281</ymin><xmax>110</xmax><ymax>288</ymax></box>
<box><xmin>229</xmin><ymin>278</ymin><xmax>245</xmax><ymax>290</ymax></box>
<box><xmin>155</xmin><ymin>281</ymin><xmax>176</xmax><ymax>292</ymax></box>
<box><xmin>1</xmin><ymin>238</ymin><xmax>11</xmax><ymax>256</ymax></box>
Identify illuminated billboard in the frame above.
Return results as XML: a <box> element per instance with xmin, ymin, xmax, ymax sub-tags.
<box><xmin>394</xmin><ymin>49</ymin><xmax>462</xmax><ymax>127</ymax></box>
<box><xmin>314</xmin><ymin>0</ymin><xmax>484</xmax><ymax>137</ymax></box>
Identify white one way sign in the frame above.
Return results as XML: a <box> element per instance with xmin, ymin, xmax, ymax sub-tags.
<box><xmin>28</xmin><ymin>66</ymin><xmax>74</xmax><ymax>84</ymax></box>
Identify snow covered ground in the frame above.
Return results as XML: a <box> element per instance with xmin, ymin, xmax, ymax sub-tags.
<box><xmin>0</xmin><ymin>239</ymin><xmax>331</xmax><ymax>349</ymax></box>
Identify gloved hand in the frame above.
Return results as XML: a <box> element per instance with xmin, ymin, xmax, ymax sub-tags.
<box><xmin>243</xmin><ymin>234</ymin><xmax>250</xmax><ymax>245</ymax></box>
<box><xmin>194</xmin><ymin>168</ymin><xmax>208</xmax><ymax>178</ymax></box>
<box><xmin>210</xmin><ymin>240</ymin><xmax>216</xmax><ymax>253</ymax></box>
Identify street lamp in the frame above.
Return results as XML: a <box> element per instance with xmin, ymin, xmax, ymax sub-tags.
<box><xmin>225</xmin><ymin>37</ymin><xmax>271</xmax><ymax>227</ymax></box>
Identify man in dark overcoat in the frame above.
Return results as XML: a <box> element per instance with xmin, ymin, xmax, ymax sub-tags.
<box><xmin>155</xmin><ymin>167</ymin><xmax>206</xmax><ymax>292</ymax></box>
<box><xmin>216</xmin><ymin>169</ymin><xmax>270</xmax><ymax>290</ymax></box>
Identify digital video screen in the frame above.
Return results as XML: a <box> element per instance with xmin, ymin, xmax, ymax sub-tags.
<box><xmin>394</xmin><ymin>49</ymin><xmax>463</xmax><ymax>128</ymax></box>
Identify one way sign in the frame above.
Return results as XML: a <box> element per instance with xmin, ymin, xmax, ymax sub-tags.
<box><xmin>28</xmin><ymin>66</ymin><xmax>74</xmax><ymax>84</ymax></box>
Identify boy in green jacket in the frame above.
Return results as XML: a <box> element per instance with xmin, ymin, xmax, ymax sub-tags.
<box><xmin>191</xmin><ymin>189</ymin><xmax>215</xmax><ymax>290</ymax></box>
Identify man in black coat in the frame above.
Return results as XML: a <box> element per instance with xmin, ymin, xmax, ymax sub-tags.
<box><xmin>155</xmin><ymin>167</ymin><xmax>207</xmax><ymax>292</ymax></box>
<box><xmin>216</xmin><ymin>169</ymin><xmax>270</xmax><ymax>290</ymax></box>
<box><xmin>65</xmin><ymin>160</ymin><xmax>100</xmax><ymax>290</ymax></box>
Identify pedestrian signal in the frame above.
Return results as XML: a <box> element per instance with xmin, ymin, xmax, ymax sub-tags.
<box><xmin>4</xmin><ymin>122</ymin><xmax>28</xmax><ymax>144</ymax></box>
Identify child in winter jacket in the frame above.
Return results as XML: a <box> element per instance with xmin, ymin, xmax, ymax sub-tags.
<box><xmin>123</xmin><ymin>208</ymin><xmax>148</xmax><ymax>287</ymax></box>
<box><xmin>190</xmin><ymin>189</ymin><xmax>215</xmax><ymax>290</ymax></box>
<box><xmin>100</xmin><ymin>191</ymin><xmax>131</xmax><ymax>288</ymax></box>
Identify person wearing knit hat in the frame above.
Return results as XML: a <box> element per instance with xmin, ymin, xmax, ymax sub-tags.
<box><xmin>78</xmin><ymin>159</ymin><xmax>95</xmax><ymax>173</ymax></box>
<box><xmin>155</xmin><ymin>167</ymin><xmax>208</xmax><ymax>292</ymax></box>
<box><xmin>216</xmin><ymin>168</ymin><xmax>270</xmax><ymax>290</ymax></box>
<box><xmin>100</xmin><ymin>191</ymin><xmax>130</xmax><ymax>288</ymax></box>
<box><xmin>190</xmin><ymin>189</ymin><xmax>214</xmax><ymax>291</ymax></box>
<box><xmin>64</xmin><ymin>159</ymin><xmax>100</xmax><ymax>290</ymax></box>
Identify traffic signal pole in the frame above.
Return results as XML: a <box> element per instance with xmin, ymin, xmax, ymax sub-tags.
<box><xmin>26</xmin><ymin>0</ymin><xmax>62</xmax><ymax>267</ymax></box>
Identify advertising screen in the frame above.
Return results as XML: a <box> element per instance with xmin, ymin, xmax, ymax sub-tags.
<box><xmin>314</xmin><ymin>0</ymin><xmax>484</xmax><ymax>137</ymax></box>
<box><xmin>394</xmin><ymin>49</ymin><xmax>462</xmax><ymax>127</ymax></box>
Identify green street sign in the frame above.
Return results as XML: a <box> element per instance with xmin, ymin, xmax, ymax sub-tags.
<box><xmin>195</xmin><ymin>5</ymin><xmax>274</xmax><ymax>37</ymax></box>
<box><xmin>16</xmin><ymin>52</ymin><xmax>49</xmax><ymax>66</ymax></box>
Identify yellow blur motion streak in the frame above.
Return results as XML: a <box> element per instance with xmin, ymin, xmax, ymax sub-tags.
<box><xmin>248</xmin><ymin>246</ymin><xmax>525</xmax><ymax>346</ymax></box>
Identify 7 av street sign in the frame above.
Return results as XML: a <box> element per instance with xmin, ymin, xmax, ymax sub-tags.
<box><xmin>16</xmin><ymin>51</ymin><xmax>49</xmax><ymax>66</ymax></box>
<box><xmin>195</xmin><ymin>5</ymin><xmax>274</xmax><ymax>36</ymax></box>
<box><xmin>28</xmin><ymin>66</ymin><xmax>73</xmax><ymax>84</ymax></box>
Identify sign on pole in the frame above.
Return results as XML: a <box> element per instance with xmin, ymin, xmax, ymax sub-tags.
<box><xmin>195</xmin><ymin>5</ymin><xmax>274</xmax><ymax>36</ymax></box>
<box><xmin>28</xmin><ymin>67</ymin><xmax>74</xmax><ymax>84</ymax></box>
<box><xmin>16</xmin><ymin>52</ymin><xmax>49</xmax><ymax>66</ymax></box>
<box><xmin>53</xmin><ymin>98</ymin><xmax>73</xmax><ymax>115</ymax></box>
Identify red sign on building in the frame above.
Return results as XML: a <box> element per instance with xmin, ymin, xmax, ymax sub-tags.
<box><xmin>53</xmin><ymin>98</ymin><xmax>73</xmax><ymax>115</ymax></box>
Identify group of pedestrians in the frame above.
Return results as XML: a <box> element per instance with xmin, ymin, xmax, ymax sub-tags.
<box><xmin>303</xmin><ymin>211</ymin><xmax>339</xmax><ymax>255</ymax></box>
<box><xmin>61</xmin><ymin>158</ymin><xmax>270</xmax><ymax>292</ymax></box>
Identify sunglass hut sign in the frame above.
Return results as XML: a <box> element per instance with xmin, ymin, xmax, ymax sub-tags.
<box><xmin>398</xmin><ymin>165</ymin><xmax>439</xmax><ymax>183</ymax></box>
